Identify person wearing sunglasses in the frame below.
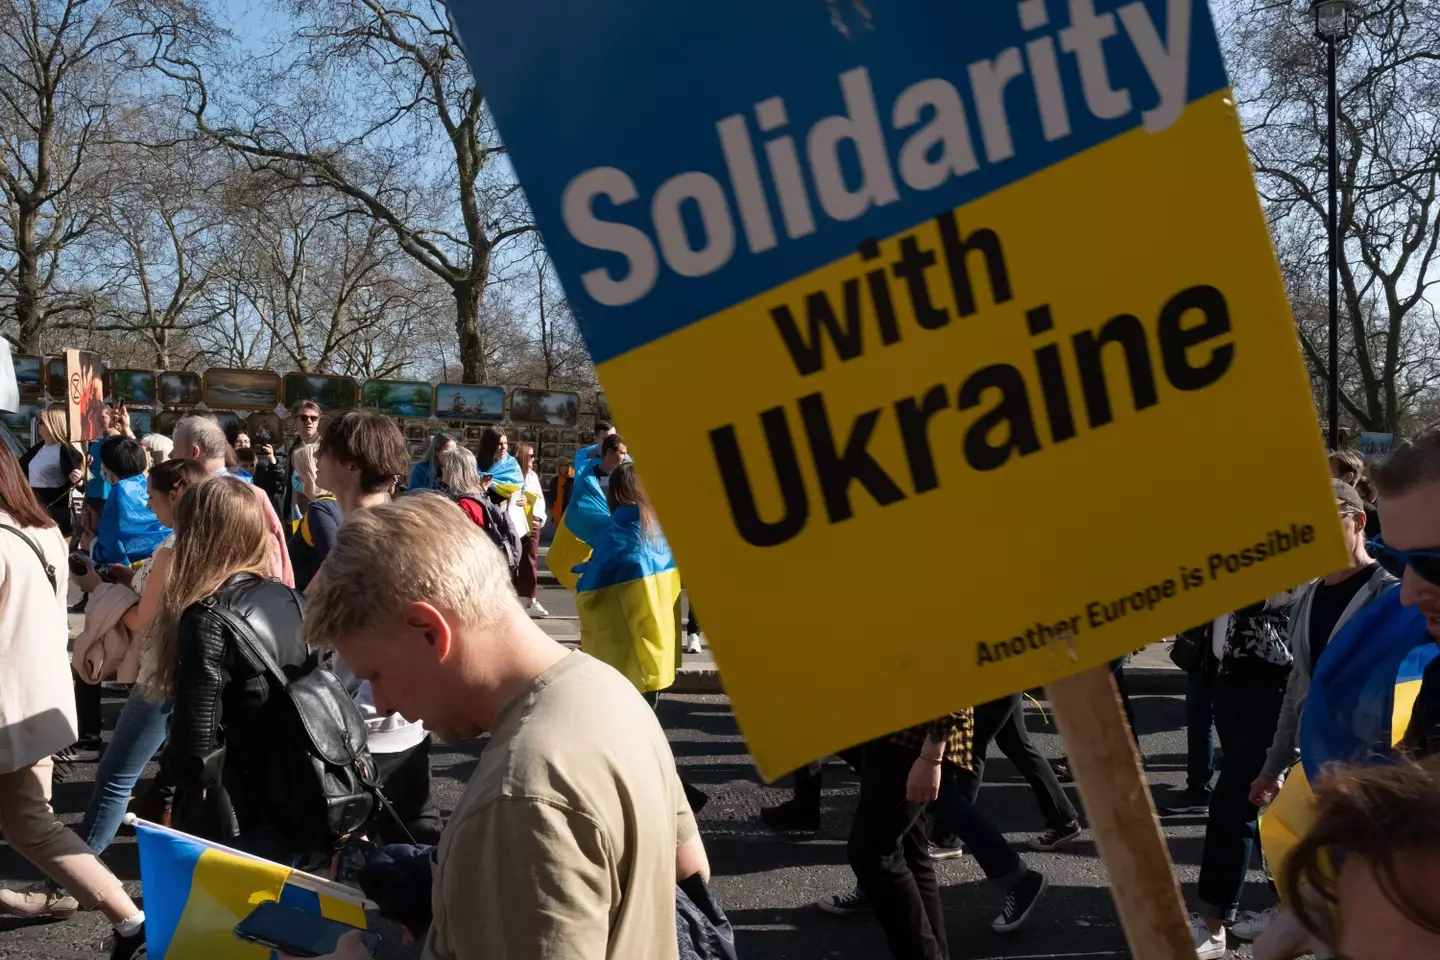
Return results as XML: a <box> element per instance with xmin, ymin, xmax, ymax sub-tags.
<box><xmin>1368</xmin><ymin>424</ymin><xmax>1440</xmax><ymax>757</ymax></box>
<box><xmin>254</xmin><ymin>399</ymin><xmax>323</xmax><ymax>523</ymax></box>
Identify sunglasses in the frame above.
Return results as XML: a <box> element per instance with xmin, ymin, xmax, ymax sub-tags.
<box><xmin>296</xmin><ymin>414</ymin><xmax>320</xmax><ymax>422</ymax></box>
<box><xmin>1368</xmin><ymin>535</ymin><xmax>1440</xmax><ymax>586</ymax></box>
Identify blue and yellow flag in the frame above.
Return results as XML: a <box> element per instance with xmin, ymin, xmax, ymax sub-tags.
<box><xmin>136</xmin><ymin>820</ymin><xmax>369</xmax><ymax>958</ymax></box>
<box><xmin>545</xmin><ymin>471</ymin><xmax>611</xmax><ymax>592</ymax></box>
<box><xmin>575</xmin><ymin>504</ymin><xmax>682</xmax><ymax>693</ymax></box>
<box><xmin>1260</xmin><ymin>589</ymin><xmax>1438</xmax><ymax>903</ymax></box>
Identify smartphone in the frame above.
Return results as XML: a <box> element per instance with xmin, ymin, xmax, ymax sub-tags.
<box><xmin>67</xmin><ymin>552</ymin><xmax>89</xmax><ymax>577</ymax></box>
<box><xmin>234</xmin><ymin>901</ymin><xmax>380</xmax><ymax>958</ymax></box>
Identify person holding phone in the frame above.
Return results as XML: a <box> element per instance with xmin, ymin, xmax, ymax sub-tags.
<box><xmin>20</xmin><ymin>407</ymin><xmax>83</xmax><ymax>536</ymax></box>
<box><xmin>302</xmin><ymin>495</ymin><xmax>710</xmax><ymax>960</ymax></box>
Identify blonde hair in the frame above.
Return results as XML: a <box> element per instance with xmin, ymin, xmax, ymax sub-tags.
<box><xmin>38</xmin><ymin>407</ymin><xmax>68</xmax><ymax>444</ymax></box>
<box><xmin>145</xmin><ymin>476</ymin><xmax>277</xmax><ymax>696</ymax></box>
<box><xmin>291</xmin><ymin>442</ymin><xmax>332</xmax><ymax>498</ymax></box>
<box><xmin>440</xmin><ymin>446</ymin><xmax>484</xmax><ymax>496</ymax></box>
<box><xmin>305</xmin><ymin>494</ymin><xmax>516</xmax><ymax>648</ymax></box>
<box><xmin>140</xmin><ymin>433</ymin><xmax>173</xmax><ymax>469</ymax></box>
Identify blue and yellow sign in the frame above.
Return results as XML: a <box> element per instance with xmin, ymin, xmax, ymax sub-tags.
<box><xmin>451</xmin><ymin>0</ymin><xmax>1347</xmax><ymax>776</ymax></box>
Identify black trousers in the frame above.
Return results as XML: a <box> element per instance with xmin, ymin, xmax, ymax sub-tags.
<box><xmin>1196</xmin><ymin>672</ymin><xmax>1287</xmax><ymax>921</ymax></box>
<box><xmin>952</xmin><ymin>693</ymin><xmax>1078</xmax><ymax>831</ymax></box>
<box><xmin>371</xmin><ymin>736</ymin><xmax>444</xmax><ymax>846</ymax></box>
<box><xmin>73</xmin><ymin>673</ymin><xmax>102</xmax><ymax>741</ymax></box>
<box><xmin>848</xmin><ymin>740</ymin><xmax>949</xmax><ymax>960</ymax></box>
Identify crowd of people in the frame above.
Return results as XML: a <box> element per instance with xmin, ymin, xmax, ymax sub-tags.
<box><xmin>0</xmin><ymin>398</ymin><xmax>1437</xmax><ymax>960</ymax></box>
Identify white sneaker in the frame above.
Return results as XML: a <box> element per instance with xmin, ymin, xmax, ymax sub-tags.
<box><xmin>1231</xmin><ymin>905</ymin><xmax>1277</xmax><ymax>941</ymax></box>
<box><xmin>684</xmin><ymin>632</ymin><xmax>702</xmax><ymax>654</ymax></box>
<box><xmin>528</xmin><ymin>601</ymin><xmax>550</xmax><ymax>619</ymax></box>
<box><xmin>1189</xmin><ymin>913</ymin><xmax>1226</xmax><ymax>959</ymax></box>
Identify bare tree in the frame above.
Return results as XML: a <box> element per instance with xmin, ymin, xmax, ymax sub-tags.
<box><xmin>157</xmin><ymin>0</ymin><xmax>532</xmax><ymax>383</ymax></box>
<box><xmin>1225</xmin><ymin>0</ymin><xmax>1440</xmax><ymax>434</ymax></box>
<box><xmin>0</xmin><ymin>0</ymin><xmax>199</xmax><ymax>350</ymax></box>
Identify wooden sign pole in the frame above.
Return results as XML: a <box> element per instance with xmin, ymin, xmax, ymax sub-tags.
<box><xmin>1046</xmin><ymin>665</ymin><xmax>1194</xmax><ymax>959</ymax></box>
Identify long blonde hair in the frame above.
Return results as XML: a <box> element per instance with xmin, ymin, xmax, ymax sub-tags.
<box><xmin>38</xmin><ymin>407</ymin><xmax>68</xmax><ymax>445</ymax></box>
<box><xmin>145</xmin><ymin>476</ymin><xmax>277</xmax><ymax>696</ymax></box>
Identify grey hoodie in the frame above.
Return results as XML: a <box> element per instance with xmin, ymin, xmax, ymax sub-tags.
<box><xmin>1261</xmin><ymin>565</ymin><xmax>1398</xmax><ymax>780</ymax></box>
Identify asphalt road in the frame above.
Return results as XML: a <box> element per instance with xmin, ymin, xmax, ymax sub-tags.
<box><xmin>0</xmin><ymin>688</ymin><xmax>1272</xmax><ymax>959</ymax></box>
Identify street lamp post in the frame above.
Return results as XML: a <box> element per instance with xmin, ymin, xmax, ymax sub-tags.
<box><xmin>1312</xmin><ymin>0</ymin><xmax>1358</xmax><ymax>450</ymax></box>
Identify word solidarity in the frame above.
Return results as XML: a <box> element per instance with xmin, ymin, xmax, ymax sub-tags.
<box><xmin>560</xmin><ymin>0</ymin><xmax>1192</xmax><ymax>308</ymax></box>
<box><xmin>975</xmin><ymin>524</ymin><xmax>1320</xmax><ymax>667</ymax></box>
<box><xmin>709</xmin><ymin>217</ymin><xmax>1233</xmax><ymax>548</ymax></box>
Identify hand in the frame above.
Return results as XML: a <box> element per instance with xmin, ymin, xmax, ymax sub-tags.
<box><xmin>73</xmin><ymin>559</ymin><xmax>102</xmax><ymax>594</ymax></box>
<box><xmin>1248</xmin><ymin>775</ymin><xmax>1283</xmax><ymax>806</ymax></box>
<box><xmin>259</xmin><ymin>443</ymin><xmax>274</xmax><ymax>461</ymax></box>
<box><xmin>905</xmin><ymin>755</ymin><xmax>943</xmax><ymax>803</ymax></box>
<box><xmin>279</xmin><ymin>930</ymin><xmax>374</xmax><ymax>960</ymax></box>
<box><xmin>117</xmin><ymin>404</ymin><xmax>132</xmax><ymax>436</ymax></box>
<box><xmin>67</xmin><ymin>468</ymin><xmax>83</xmax><ymax>486</ymax></box>
<box><xmin>106</xmin><ymin>564</ymin><xmax>135</xmax><ymax>586</ymax></box>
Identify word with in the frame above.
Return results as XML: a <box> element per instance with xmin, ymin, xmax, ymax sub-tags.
<box><xmin>562</xmin><ymin>0</ymin><xmax>1194</xmax><ymax>307</ymax></box>
<box><xmin>708</xmin><ymin>217</ymin><xmax>1233</xmax><ymax>548</ymax></box>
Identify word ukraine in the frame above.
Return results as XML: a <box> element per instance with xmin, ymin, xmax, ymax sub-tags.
<box><xmin>708</xmin><ymin>216</ymin><xmax>1235</xmax><ymax>548</ymax></box>
<box><xmin>562</xmin><ymin>0</ymin><xmax>1192</xmax><ymax>307</ymax></box>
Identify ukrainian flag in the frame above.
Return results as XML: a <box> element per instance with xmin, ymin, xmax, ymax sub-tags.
<box><xmin>575</xmin><ymin>503</ymin><xmax>682</xmax><ymax>693</ymax></box>
<box><xmin>135</xmin><ymin>819</ymin><xmax>370</xmax><ymax>958</ymax></box>
<box><xmin>545</xmin><ymin>471</ymin><xmax>611</xmax><ymax>592</ymax></box>
<box><xmin>1260</xmin><ymin>588</ymin><xmax>1438</xmax><ymax>903</ymax></box>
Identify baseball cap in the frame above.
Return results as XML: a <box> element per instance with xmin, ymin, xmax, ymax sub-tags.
<box><xmin>1332</xmin><ymin>479</ymin><xmax>1365</xmax><ymax>516</ymax></box>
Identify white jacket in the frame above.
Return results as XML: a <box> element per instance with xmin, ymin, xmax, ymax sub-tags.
<box><xmin>0</xmin><ymin>513</ymin><xmax>76</xmax><ymax>774</ymax></box>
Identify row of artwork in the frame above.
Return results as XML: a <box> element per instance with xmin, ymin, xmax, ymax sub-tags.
<box><xmin>10</xmin><ymin>357</ymin><xmax>607</xmax><ymax>428</ymax></box>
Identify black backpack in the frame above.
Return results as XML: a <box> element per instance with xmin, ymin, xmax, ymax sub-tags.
<box><xmin>455</xmin><ymin>491</ymin><xmax>522</xmax><ymax>577</ymax></box>
<box><xmin>204</xmin><ymin>603</ymin><xmax>379</xmax><ymax>860</ymax></box>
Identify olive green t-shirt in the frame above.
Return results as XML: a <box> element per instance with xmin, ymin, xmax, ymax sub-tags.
<box><xmin>423</xmin><ymin>651</ymin><xmax>697</xmax><ymax>960</ymax></box>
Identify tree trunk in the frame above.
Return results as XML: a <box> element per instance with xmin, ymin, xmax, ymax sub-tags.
<box><xmin>15</xmin><ymin>202</ymin><xmax>43</xmax><ymax>352</ymax></box>
<box><xmin>454</xmin><ymin>279</ymin><xmax>486</xmax><ymax>384</ymax></box>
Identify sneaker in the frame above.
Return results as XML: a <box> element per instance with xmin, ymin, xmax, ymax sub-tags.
<box><xmin>1027</xmin><ymin>821</ymin><xmax>1082</xmax><ymax>852</ymax></box>
<box><xmin>1159</xmin><ymin>790</ymin><xmax>1212</xmax><ymax>817</ymax></box>
<box><xmin>684</xmin><ymin>632</ymin><xmax>703</xmax><ymax>654</ymax></box>
<box><xmin>1050</xmin><ymin>758</ymin><xmax>1073</xmax><ymax>782</ymax></box>
<box><xmin>817</xmin><ymin>887</ymin><xmax>871</xmax><ymax>916</ymax></box>
<box><xmin>105</xmin><ymin>925</ymin><xmax>147</xmax><ymax>960</ymax></box>
<box><xmin>759</xmin><ymin>796</ymin><xmax>820</xmax><ymax>832</ymax></box>
<box><xmin>927</xmin><ymin>838</ymin><xmax>966</xmax><ymax>860</ymax></box>
<box><xmin>0</xmin><ymin>882</ymin><xmax>79</xmax><ymax>919</ymax></box>
<box><xmin>1188</xmin><ymin>913</ymin><xmax>1227</xmax><ymax>959</ymax></box>
<box><xmin>991</xmin><ymin>870</ymin><xmax>1047</xmax><ymax>933</ymax></box>
<box><xmin>1231</xmin><ymin>905</ymin><xmax>1277</xmax><ymax>941</ymax></box>
<box><xmin>527</xmin><ymin>600</ymin><xmax>550</xmax><ymax>619</ymax></box>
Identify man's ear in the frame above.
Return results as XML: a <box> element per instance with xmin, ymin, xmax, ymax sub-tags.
<box><xmin>402</xmin><ymin>601</ymin><xmax>454</xmax><ymax>663</ymax></box>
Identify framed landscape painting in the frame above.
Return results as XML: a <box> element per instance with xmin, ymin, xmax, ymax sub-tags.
<box><xmin>435</xmin><ymin>384</ymin><xmax>504</xmax><ymax>422</ymax></box>
<box><xmin>361</xmin><ymin>379</ymin><xmax>433</xmax><ymax>418</ymax></box>
<box><xmin>157</xmin><ymin>372</ymin><xmax>202</xmax><ymax>406</ymax></box>
<box><xmin>509</xmin><ymin>388</ymin><xmax>580</xmax><ymax>427</ymax></box>
<box><xmin>110</xmin><ymin>369</ymin><xmax>156</xmax><ymax>405</ymax></box>
<box><xmin>204</xmin><ymin>368</ymin><xmax>281</xmax><ymax>410</ymax></box>
<box><xmin>283</xmin><ymin>373</ymin><xmax>358</xmax><ymax>411</ymax></box>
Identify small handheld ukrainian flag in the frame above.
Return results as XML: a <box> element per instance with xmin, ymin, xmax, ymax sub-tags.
<box><xmin>134</xmin><ymin>819</ymin><xmax>370</xmax><ymax>958</ymax></box>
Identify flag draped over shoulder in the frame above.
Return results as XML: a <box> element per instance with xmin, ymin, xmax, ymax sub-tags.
<box><xmin>575</xmin><ymin>504</ymin><xmax>681</xmax><ymax>693</ymax></box>
<box><xmin>545</xmin><ymin>471</ymin><xmax>611</xmax><ymax>591</ymax></box>
<box><xmin>136</xmin><ymin>819</ymin><xmax>369</xmax><ymax>958</ymax></box>
<box><xmin>1260</xmin><ymin>589</ymin><xmax>1438</xmax><ymax>904</ymax></box>
<box><xmin>482</xmin><ymin>452</ymin><xmax>524</xmax><ymax>486</ymax></box>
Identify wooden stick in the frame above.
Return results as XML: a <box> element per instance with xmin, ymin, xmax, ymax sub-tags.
<box><xmin>1046</xmin><ymin>665</ymin><xmax>1193</xmax><ymax>959</ymax></box>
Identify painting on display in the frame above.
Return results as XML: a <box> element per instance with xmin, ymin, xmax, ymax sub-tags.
<box><xmin>435</xmin><ymin>384</ymin><xmax>504</xmax><ymax>422</ymax></box>
<box><xmin>283</xmin><ymin>373</ymin><xmax>358</xmax><ymax>411</ymax></box>
<box><xmin>13</xmin><ymin>355</ymin><xmax>42</xmax><ymax>400</ymax></box>
<box><xmin>0</xmin><ymin>404</ymin><xmax>39</xmax><ymax>440</ymax></box>
<box><xmin>127</xmin><ymin>411</ymin><xmax>154</xmax><ymax>437</ymax></box>
<box><xmin>595</xmin><ymin>391</ymin><xmax>610</xmax><ymax>423</ymax></box>
<box><xmin>361</xmin><ymin>379</ymin><xmax>434</xmax><ymax>418</ymax></box>
<box><xmin>153</xmin><ymin>410</ymin><xmax>181</xmax><ymax>437</ymax></box>
<box><xmin>508</xmin><ymin>388</ymin><xmax>580</xmax><ymax>426</ymax></box>
<box><xmin>157</xmin><ymin>372</ymin><xmax>202</xmax><ymax>406</ymax></box>
<box><xmin>45</xmin><ymin>360</ymin><xmax>65</xmax><ymax>400</ymax></box>
<box><xmin>110</xmin><ymin>370</ymin><xmax>156</xmax><ymax>405</ymax></box>
<box><xmin>244</xmin><ymin>412</ymin><xmax>282</xmax><ymax>449</ymax></box>
<box><xmin>204</xmin><ymin>369</ymin><xmax>281</xmax><ymax>410</ymax></box>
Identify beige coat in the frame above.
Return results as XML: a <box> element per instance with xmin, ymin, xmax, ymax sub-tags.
<box><xmin>70</xmin><ymin>582</ymin><xmax>141</xmax><ymax>685</ymax></box>
<box><xmin>0</xmin><ymin>512</ymin><xmax>76</xmax><ymax>774</ymax></box>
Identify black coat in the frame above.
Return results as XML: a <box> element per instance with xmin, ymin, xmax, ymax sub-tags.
<box><xmin>163</xmin><ymin>573</ymin><xmax>309</xmax><ymax>854</ymax></box>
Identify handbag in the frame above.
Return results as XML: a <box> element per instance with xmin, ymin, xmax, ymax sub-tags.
<box><xmin>1169</xmin><ymin>624</ymin><xmax>1210</xmax><ymax>673</ymax></box>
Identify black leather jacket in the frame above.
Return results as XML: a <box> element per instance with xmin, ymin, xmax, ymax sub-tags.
<box><xmin>163</xmin><ymin>572</ymin><xmax>309</xmax><ymax>848</ymax></box>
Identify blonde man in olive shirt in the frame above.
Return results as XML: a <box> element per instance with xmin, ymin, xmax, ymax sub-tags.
<box><xmin>301</xmin><ymin>495</ymin><xmax>709</xmax><ymax>960</ymax></box>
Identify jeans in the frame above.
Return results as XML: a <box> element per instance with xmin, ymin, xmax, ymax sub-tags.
<box><xmin>1197</xmin><ymin>672</ymin><xmax>1287</xmax><ymax>921</ymax></box>
<box><xmin>78</xmin><ymin>691</ymin><xmax>171</xmax><ymax>853</ymax></box>
<box><xmin>848</xmin><ymin>740</ymin><xmax>950</xmax><ymax>960</ymax></box>
<box><xmin>1186</xmin><ymin>657</ymin><xmax>1218</xmax><ymax>796</ymax></box>
<box><xmin>952</xmin><ymin>694</ymin><xmax>1078</xmax><ymax>831</ymax></box>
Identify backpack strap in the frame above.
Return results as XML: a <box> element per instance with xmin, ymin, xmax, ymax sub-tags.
<box><xmin>2</xmin><ymin>524</ymin><xmax>58</xmax><ymax>594</ymax></box>
<box><xmin>201</xmin><ymin>598</ymin><xmax>293</xmax><ymax>689</ymax></box>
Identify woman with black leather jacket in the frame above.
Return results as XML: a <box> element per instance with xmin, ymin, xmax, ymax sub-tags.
<box><xmin>144</xmin><ymin>476</ymin><xmax>313</xmax><ymax>864</ymax></box>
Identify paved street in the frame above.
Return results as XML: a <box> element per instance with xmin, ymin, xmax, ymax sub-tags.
<box><xmin>0</xmin><ymin>680</ymin><xmax>1274</xmax><ymax>959</ymax></box>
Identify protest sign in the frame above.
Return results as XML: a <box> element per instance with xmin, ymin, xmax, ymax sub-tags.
<box><xmin>450</xmin><ymin>0</ymin><xmax>1347</xmax><ymax>777</ymax></box>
